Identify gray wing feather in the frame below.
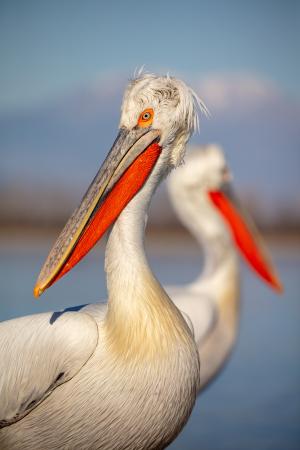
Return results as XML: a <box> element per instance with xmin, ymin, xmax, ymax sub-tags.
<box><xmin>0</xmin><ymin>311</ymin><xmax>98</xmax><ymax>427</ymax></box>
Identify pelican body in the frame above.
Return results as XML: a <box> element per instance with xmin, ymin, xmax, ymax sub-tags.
<box><xmin>0</xmin><ymin>74</ymin><xmax>206</xmax><ymax>449</ymax></box>
<box><xmin>167</xmin><ymin>145</ymin><xmax>282</xmax><ymax>388</ymax></box>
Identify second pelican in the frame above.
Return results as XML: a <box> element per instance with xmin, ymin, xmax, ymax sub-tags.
<box><xmin>167</xmin><ymin>145</ymin><xmax>282</xmax><ymax>389</ymax></box>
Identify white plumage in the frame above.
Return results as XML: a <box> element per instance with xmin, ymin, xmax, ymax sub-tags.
<box><xmin>167</xmin><ymin>144</ymin><xmax>281</xmax><ymax>388</ymax></box>
<box><xmin>0</xmin><ymin>74</ymin><xmax>204</xmax><ymax>449</ymax></box>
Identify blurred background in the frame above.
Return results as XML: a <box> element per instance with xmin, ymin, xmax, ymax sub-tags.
<box><xmin>0</xmin><ymin>1</ymin><xmax>299</xmax><ymax>449</ymax></box>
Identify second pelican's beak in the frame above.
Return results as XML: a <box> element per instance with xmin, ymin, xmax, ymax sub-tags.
<box><xmin>34</xmin><ymin>127</ymin><xmax>161</xmax><ymax>297</ymax></box>
<box><xmin>208</xmin><ymin>186</ymin><xmax>283</xmax><ymax>293</ymax></box>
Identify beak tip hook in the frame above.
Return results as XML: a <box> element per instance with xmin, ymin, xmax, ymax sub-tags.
<box><xmin>33</xmin><ymin>284</ymin><xmax>43</xmax><ymax>299</ymax></box>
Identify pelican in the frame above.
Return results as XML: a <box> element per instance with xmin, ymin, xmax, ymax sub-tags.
<box><xmin>0</xmin><ymin>74</ymin><xmax>208</xmax><ymax>449</ymax></box>
<box><xmin>166</xmin><ymin>145</ymin><xmax>282</xmax><ymax>389</ymax></box>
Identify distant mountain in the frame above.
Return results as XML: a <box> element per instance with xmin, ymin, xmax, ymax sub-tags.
<box><xmin>0</xmin><ymin>77</ymin><xmax>126</xmax><ymax>187</ymax></box>
<box><xmin>1</xmin><ymin>74</ymin><xmax>300</xmax><ymax>227</ymax></box>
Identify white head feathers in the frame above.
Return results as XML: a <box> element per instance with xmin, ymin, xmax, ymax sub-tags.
<box><xmin>169</xmin><ymin>144</ymin><xmax>231</xmax><ymax>193</ymax></box>
<box><xmin>120</xmin><ymin>73</ymin><xmax>208</xmax><ymax>166</ymax></box>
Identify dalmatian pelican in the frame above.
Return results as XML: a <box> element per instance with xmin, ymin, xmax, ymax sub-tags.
<box><xmin>0</xmin><ymin>74</ymin><xmax>207</xmax><ymax>450</ymax></box>
<box><xmin>167</xmin><ymin>145</ymin><xmax>282</xmax><ymax>389</ymax></box>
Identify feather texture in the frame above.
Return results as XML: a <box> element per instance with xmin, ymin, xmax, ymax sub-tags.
<box><xmin>0</xmin><ymin>74</ymin><xmax>202</xmax><ymax>449</ymax></box>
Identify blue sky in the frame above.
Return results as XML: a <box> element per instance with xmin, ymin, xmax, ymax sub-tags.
<box><xmin>0</xmin><ymin>0</ymin><xmax>299</xmax><ymax>112</ymax></box>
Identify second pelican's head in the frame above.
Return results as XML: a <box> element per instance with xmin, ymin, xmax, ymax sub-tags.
<box><xmin>34</xmin><ymin>73</ymin><xmax>207</xmax><ymax>296</ymax></box>
<box><xmin>168</xmin><ymin>145</ymin><xmax>282</xmax><ymax>292</ymax></box>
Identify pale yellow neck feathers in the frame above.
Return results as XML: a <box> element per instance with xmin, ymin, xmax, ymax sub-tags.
<box><xmin>105</xmin><ymin>269</ymin><xmax>193</xmax><ymax>361</ymax></box>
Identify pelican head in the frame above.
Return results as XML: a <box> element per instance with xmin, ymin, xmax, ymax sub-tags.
<box><xmin>169</xmin><ymin>144</ymin><xmax>230</xmax><ymax>194</ymax></box>
<box><xmin>168</xmin><ymin>144</ymin><xmax>282</xmax><ymax>292</ymax></box>
<box><xmin>167</xmin><ymin>144</ymin><xmax>233</xmax><ymax>243</ymax></box>
<box><xmin>34</xmin><ymin>73</ymin><xmax>206</xmax><ymax>296</ymax></box>
<box><xmin>120</xmin><ymin>73</ymin><xmax>207</xmax><ymax>166</ymax></box>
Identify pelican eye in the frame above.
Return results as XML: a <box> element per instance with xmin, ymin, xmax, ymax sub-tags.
<box><xmin>143</xmin><ymin>112</ymin><xmax>150</xmax><ymax>120</ymax></box>
<box><xmin>138</xmin><ymin>108</ymin><xmax>154</xmax><ymax>127</ymax></box>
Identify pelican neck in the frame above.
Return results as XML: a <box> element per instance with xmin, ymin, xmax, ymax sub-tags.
<box><xmin>104</xmin><ymin>161</ymin><xmax>166</xmax><ymax>314</ymax></box>
<box><xmin>178</xmin><ymin>192</ymin><xmax>239</xmax><ymax>288</ymax></box>
<box><xmin>103</xmin><ymin>163</ymin><xmax>194</xmax><ymax>356</ymax></box>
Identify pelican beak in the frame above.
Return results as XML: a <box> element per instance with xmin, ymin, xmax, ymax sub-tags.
<box><xmin>34</xmin><ymin>127</ymin><xmax>161</xmax><ymax>297</ymax></box>
<box><xmin>208</xmin><ymin>185</ymin><xmax>283</xmax><ymax>293</ymax></box>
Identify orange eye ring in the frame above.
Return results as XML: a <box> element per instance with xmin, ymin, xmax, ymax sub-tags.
<box><xmin>138</xmin><ymin>108</ymin><xmax>154</xmax><ymax>128</ymax></box>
